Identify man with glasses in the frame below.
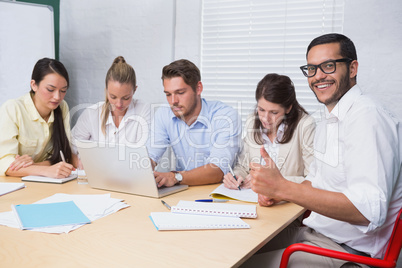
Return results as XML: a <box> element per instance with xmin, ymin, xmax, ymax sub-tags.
<box><xmin>242</xmin><ymin>33</ymin><xmax>401</xmax><ymax>267</ymax></box>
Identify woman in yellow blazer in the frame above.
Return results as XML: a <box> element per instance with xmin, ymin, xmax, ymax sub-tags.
<box><xmin>224</xmin><ymin>73</ymin><xmax>315</xmax><ymax>205</ymax></box>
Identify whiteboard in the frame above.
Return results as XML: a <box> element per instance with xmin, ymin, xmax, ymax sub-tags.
<box><xmin>0</xmin><ymin>1</ymin><xmax>54</xmax><ymax>105</ymax></box>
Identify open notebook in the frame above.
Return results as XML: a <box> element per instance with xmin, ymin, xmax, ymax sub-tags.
<box><xmin>210</xmin><ymin>184</ymin><xmax>258</xmax><ymax>203</ymax></box>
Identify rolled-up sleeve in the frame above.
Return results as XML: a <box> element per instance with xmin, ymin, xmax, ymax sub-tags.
<box><xmin>343</xmin><ymin>106</ymin><xmax>399</xmax><ymax>233</ymax></box>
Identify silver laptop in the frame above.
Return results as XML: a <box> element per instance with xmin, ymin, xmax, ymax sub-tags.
<box><xmin>76</xmin><ymin>140</ymin><xmax>188</xmax><ymax>198</ymax></box>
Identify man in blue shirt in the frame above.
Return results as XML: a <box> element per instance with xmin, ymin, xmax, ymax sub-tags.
<box><xmin>148</xmin><ymin>59</ymin><xmax>241</xmax><ymax>187</ymax></box>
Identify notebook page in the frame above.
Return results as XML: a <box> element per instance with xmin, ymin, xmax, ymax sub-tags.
<box><xmin>210</xmin><ymin>183</ymin><xmax>258</xmax><ymax>203</ymax></box>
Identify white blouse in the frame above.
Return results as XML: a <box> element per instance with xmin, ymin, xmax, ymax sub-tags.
<box><xmin>260</xmin><ymin>122</ymin><xmax>285</xmax><ymax>165</ymax></box>
<box><xmin>72</xmin><ymin>99</ymin><xmax>151</xmax><ymax>149</ymax></box>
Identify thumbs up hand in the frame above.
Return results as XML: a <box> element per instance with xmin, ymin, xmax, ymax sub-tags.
<box><xmin>249</xmin><ymin>146</ymin><xmax>285</xmax><ymax>200</ymax></box>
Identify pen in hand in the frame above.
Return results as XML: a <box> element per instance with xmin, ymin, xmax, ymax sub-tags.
<box><xmin>60</xmin><ymin>150</ymin><xmax>66</xmax><ymax>163</ymax></box>
<box><xmin>228</xmin><ymin>165</ymin><xmax>241</xmax><ymax>191</ymax></box>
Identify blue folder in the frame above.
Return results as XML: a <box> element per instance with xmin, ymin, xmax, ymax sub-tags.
<box><xmin>13</xmin><ymin>201</ymin><xmax>91</xmax><ymax>229</ymax></box>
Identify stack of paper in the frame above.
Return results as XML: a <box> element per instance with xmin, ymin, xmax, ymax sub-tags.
<box><xmin>12</xmin><ymin>201</ymin><xmax>91</xmax><ymax>229</ymax></box>
<box><xmin>0</xmin><ymin>182</ymin><xmax>25</xmax><ymax>196</ymax></box>
<box><xmin>150</xmin><ymin>200</ymin><xmax>257</xmax><ymax>231</ymax></box>
<box><xmin>150</xmin><ymin>212</ymin><xmax>250</xmax><ymax>231</ymax></box>
<box><xmin>0</xmin><ymin>193</ymin><xmax>129</xmax><ymax>234</ymax></box>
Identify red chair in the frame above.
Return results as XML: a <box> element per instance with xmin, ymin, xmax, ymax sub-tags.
<box><xmin>280</xmin><ymin>208</ymin><xmax>402</xmax><ymax>268</ymax></box>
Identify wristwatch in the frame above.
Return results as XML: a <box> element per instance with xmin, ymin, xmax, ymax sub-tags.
<box><xmin>171</xmin><ymin>171</ymin><xmax>183</xmax><ymax>184</ymax></box>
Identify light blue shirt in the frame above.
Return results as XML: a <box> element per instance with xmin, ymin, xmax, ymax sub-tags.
<box><xmin>148</xmin><ymin>98</ymin><xmax>241</xmax><ymax>174</ymax></box>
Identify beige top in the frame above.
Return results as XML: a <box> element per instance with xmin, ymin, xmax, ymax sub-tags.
<box><xmin>234</xmin><ymin>113</ymin><xmax>316</xmax><ymax>183</ymax></box>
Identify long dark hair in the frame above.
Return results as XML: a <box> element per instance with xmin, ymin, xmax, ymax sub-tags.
<box><xmin>253</xmin><ymin>73</ymin><xmax>307</xmax><ymax>145</ymax></box>
<box><xmin>30</xmin><ymin>58</ymin><xmax>72</xmax><ymax>164</ymax></box>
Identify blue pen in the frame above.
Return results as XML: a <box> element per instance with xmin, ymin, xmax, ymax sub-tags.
<box><xmin>195</xmin><ymin>199</ymin><xmax>228</xmax><ymax>202</ymax></box>
<box><xmin>228</xmin><ymin>164</ymin><xmax>241</xmax><ymax>191</ymax></box>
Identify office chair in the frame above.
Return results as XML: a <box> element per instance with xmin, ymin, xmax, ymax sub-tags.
<box><xmin>279</xmin><ymin>208</ymin><xmax>402</xmax><ymax>268</ymax></box>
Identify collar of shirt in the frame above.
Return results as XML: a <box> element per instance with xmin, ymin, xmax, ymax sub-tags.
<box><xmin>261</xmin><ymin>122</ymin><xmax>285</xmax><ymax>145</ymax></box>
<box><xmin>171</xmin><ymin>98</ymin><xmax>209</xmax><ymax>129</ymax></box>
<box><xmin>105</xmin><ymin>99</ymin><xmax>138</xmax><ymax>127</ymax></box>
<box><xmin>23</xmin><ymin>93</ymin><xmax>55</xmax><ymax>123</ymax></box>
<box><xmin>325</xmin><ymin>85</ymin><xmax>362</xmax><ymax>122</ymax></box>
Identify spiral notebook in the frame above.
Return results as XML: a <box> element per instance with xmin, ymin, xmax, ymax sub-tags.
<box><xmin>171</xmin><ymin>200</ymin><xmax>257</xmax><ymax>218</ymax></box>
<box><xmin>149</xmin><ymin>212</ymin><xmax>250</xmax><ymax>231</ymax></box>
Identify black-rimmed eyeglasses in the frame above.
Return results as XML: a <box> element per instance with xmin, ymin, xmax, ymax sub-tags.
<box><xmin>300</xmin><ymin>58</ymin><xmax>353</xmax><ymax>77</ymax></box>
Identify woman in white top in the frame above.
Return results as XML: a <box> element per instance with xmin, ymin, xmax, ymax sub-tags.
<box><xmin>72</xmin><ymin>56</ymin><xmax>150</xmax><ymax>148</ymax></box>
<box><xmin>223</xmin><ymin>73</ymin><xmax>315</xmax><ymax>206</ymax></box>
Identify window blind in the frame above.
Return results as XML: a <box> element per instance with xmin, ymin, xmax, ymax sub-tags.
<box><xmin>201</xmin><ymin>0</ymin><xmax>345</xmax><ymax>126</ymax></box>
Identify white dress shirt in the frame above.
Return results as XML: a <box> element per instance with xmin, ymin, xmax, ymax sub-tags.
<box><xmin>303</xmin><ymin>85</ymin><xmax>402</xmax><ymax>258</ymax></box>
<box><xmin>72</xmin><ymin>99</ymin><xmax>150</xmax><ymax>148</ymax></box>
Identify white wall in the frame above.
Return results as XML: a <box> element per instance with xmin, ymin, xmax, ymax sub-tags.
<box><xmin>60</xmin><ymin>0</ymin><xmax>175</xmax><ymax>124</ymax></box>
<box><xmin>174</xmin><ymin>0</ymin><xmax>202</xmax><ymax>65</ymax></box>
<box><xmin>343</xmin><ymin>0</ymin><xmax>402</xmax><ymax>119</ymax></box>
<box><xmin>60</xmin><ymin>0</ymin><xmax>402</xmax><ymax>122</ymax></box>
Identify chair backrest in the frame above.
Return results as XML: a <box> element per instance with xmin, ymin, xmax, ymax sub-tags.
<box><xmin>383</xmin><ymin>208</ymin><xmax>402</xmax><ymax>262</ymax></box>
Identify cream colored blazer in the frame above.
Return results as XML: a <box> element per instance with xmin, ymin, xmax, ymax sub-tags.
<box><xmin>234</xmin><ymin>113</ymin><xmax>316</xmax><ymax>183</ymax></box>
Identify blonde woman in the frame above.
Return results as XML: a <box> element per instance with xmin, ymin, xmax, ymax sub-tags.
<box><xmin>72</xmin><ymin>56</ymin><xmax>150</xmax><ymax>148</ymax></box>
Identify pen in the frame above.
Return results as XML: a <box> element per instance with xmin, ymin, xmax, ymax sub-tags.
<box><xmin>228</xmin><ymin>164</ymin><xmax>241</xmax><ymax>191</ymax></box>
<box><xmin>195</xmin><ymin>199</ymin><xmax>229</xmax><ymax>202</ymax></box>
<box><xmin>161</xmin><ymin>200</ymin><xmax>171</xmax><ymax>210</ymax></box>
<box><xmin>60</xmin><ymin>150</ymin><xmax>66</xmax><ymax>163</ymax></box>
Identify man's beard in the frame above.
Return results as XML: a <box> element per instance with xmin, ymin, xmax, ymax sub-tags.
<box><xmin>311</xmin><ymin>69</ymin><xmax>352</xmax><ymax>107</ymax></box>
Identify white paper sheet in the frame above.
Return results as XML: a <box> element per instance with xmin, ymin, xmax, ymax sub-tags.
<box><xmin>0</xmin><ymin>193</ymin><xmax>129</xmax><ymax>234</ymax></box>
<box><xmin>0</xmin><ymin>182</ymin><xmax>25</xmax><ymax>196</ymax></box>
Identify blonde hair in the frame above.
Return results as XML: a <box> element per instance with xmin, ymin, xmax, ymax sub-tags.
<box><xmin>101</xmin><ymin>56</ymin><xmax>137</xmax><ymax>135</ymax></box>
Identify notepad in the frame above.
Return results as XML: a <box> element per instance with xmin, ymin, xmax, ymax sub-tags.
<box><xmin>171</xmin><ymin>200</ymin><xmax>257</xmax><ymax>218</ymax></box>
<box><xmin>12</xmin><ymin>201</ymin><xmax>91</xmax><ymax>229</ymax></box>
<box><xmin>149</xmin><ymin>212</ymin><xmax>250</xmax><ymax>231</ymax></box>
<box><xmin>210</xmin><ymin>183</ymin><xmax>258</xmax><ymax>203</ymax></box>
<box><xmin>22</xmin><ymin>174</ymin><xmax>77</xmax><ymax>184</ymax></box>
<box><xmin>0</xmin><ymin>182</ymin><xmax>25</xmax><ymax>196</ymax></box>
